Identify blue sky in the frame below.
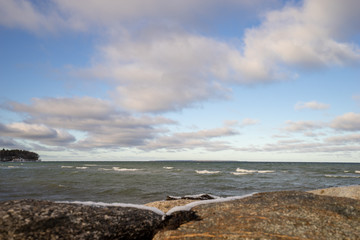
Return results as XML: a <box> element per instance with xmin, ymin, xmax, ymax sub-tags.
<box><xmin>0</xmin><ymin>0</ymin><xmax>359</xmax><ymax>162</ymax></box>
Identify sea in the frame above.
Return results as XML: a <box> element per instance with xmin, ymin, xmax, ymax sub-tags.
<box><xmin>1</xmin><ymin>161</ymin><xmax>359</xmax><ymax>204</ymax></box>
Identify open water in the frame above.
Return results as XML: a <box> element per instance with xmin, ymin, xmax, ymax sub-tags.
<box><xmin>1</xmin><ymin>161</ymin><xmax>359</xmax><ymax>204</ymax></box>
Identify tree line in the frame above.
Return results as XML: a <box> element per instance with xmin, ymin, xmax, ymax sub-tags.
<box><xmin>0</xmin><ymin>149</ymin><xmax>40</xmax><ymax>162</ymax></box>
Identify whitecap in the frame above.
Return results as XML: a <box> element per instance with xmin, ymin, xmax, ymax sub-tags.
<box><xmin>355</xmin><ymin>171</ymin><xmax>360</xmax><ymax>174</ymax></box>
<box><xmin>235</xmin><ymin>168</ymin><xmax>274</xmax><ymax>174</ymax></box>
<box><xmin>61</xmin><ymin>166</ymin><xmax>73</xmax><ymax>168</ymax></box>
<box><xmin>98</xmin><ymin>168</ymin><xmax>112</xmax><ymax>171</ymax></box>
<box><xmin>195</xmin><ymin>170</ymin><xmax>221</xmax><ymax>174</ymax></box>
<box><xmin>112</xmin><ymin>167</ymin><xmax>141</xmax><ymax>172</ymax></box>
<box><xmin>163</xmin><ymin>167</ymin><xmax>174</xmax><ymax>170</ymax></box>
<box><xmin>235</xmin><ymin>168</ymin><xmax>256</xmax><ymax>173</ymax></box>
<box><xmin>325</xmin><ymin>174</ymin><xmax>360</xmax><ymax>178</ymax></box>
<box><xmin>231</xmin><ymin>172</ymin><xmax>250</xmax><ymax>175</ymax></box>
<box><xmin>257</xmin><ymin>170</ymin><xmax>275</xmax><ymax>173</ymax></box>
<box><xmin>76</xmin><ymin>167</ymin><xmax>88</xmax><ymax>170</ymax></box>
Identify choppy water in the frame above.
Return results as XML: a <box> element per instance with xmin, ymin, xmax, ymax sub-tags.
<box><xmin>1</xmin><ymin>161</ymin><xmax>359</xmax><ymax>204</ymax></box>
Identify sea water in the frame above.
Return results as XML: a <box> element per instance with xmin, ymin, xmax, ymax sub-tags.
<box><xmin>1</xmin><ymin>161</ymin><xmax>359</xmax><ymax>204</ymax></box>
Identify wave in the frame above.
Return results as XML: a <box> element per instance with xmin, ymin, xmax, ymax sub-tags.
<box><xmin>163</xmin><ymin>167</ymin><xmax>174</xmax><ymax>170</ymax></box>
<box><xmin>98</xmin><ymin>168</ymin><xmax>112</xmax><ymax>171</ymax></box>
<box><xmin>325</xmin><ymin>174</ymin><xmax>360</xmax><ymax>178</ymax></box>
<box><xmin>61</xmin><ymin>166</ymin><xmax>74</xmax><ymax>168</ymax></box>
<box><xmin>257</xmin><ymin>170</ymin><xmax>275</xmax><ymax>173</ymax></box>
<box><xmin>76</xmin><ymin>167</ymin><xmax>88</xmax><ymax>170</ymax></box>
<box><xmin>355</xmin><ymin>171</ymin><xmax>360</xmax><ymax>174</ymax></box>
<box><xmin>235</xmin><ymin>168</ymin><xmax>275</xmax><ymax>174</ymax></box>
<box><xmin>236</xmin><ymin>168</ymin><xmax>256</xmax><ymax>173</ymax></box>
<box><xmin>196</xmin><ymin>170</ymin><xmax>221</xmax><ymax>174</ymax></box>
<box><xmin>112</xmin><ymin>167</ymin><xmax>141</xmax><ymax>172</ymax></box>
<box><xmin>231</xmin><ymin>172</ymin><xmax>250</xmax><ymax>175</ymax></box>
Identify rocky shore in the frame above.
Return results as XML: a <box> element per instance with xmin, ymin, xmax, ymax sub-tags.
<box><xmin>1</xmin><ymin>185</ymin><xmax>359</xmax><ymax>239</ymax></box>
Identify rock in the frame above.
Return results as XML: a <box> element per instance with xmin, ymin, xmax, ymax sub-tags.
<box><xmin>166</xmin><ymin>194</ymin><xmax>219</xmax><ymax>201</ymax></box>
<box><xmin>154</xmin><ymin>191</ymin><xmax>360</xmax><ymax>239</ymax></box>
<box><xmin>146</xmin><ymin>194</ymin><xmax>219</xmax><ymax>212</ymax></box>
<box><xmin>0</xmin><ymin>199</ymin><xmax>163</xmax><ymax>240</ymax></box>
<box><xmin>308</xmin><ymin>185</ymin><xmax>360</xmax><ymax>200</ymax></box>
<box><xmin>146</xmin><ymin>199</ymin><xmax>197</xmax><ymax>213</ymax></box>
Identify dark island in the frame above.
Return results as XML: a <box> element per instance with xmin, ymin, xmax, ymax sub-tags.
<box><xmin>0</xmin><ymin>149</ymin><xmax>40</xmax><ymax>162</ymax></box>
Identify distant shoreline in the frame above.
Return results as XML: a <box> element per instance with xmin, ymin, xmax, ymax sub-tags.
<box><xmin>32</xmin><ymin>160</ymin><xmax>360</xmax><ymax>164</ymax></box>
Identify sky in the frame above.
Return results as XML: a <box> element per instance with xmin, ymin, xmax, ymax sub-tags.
<box><xmin>0</xmin><ymin>0</ymin><xmax>359</xmax><ymax>162</ymax></box>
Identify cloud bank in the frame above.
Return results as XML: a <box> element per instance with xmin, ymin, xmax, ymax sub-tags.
<box><xmin>0</xmin><ymin>0</ymin><xmax>359</xmax><ymax>158</ymax></box>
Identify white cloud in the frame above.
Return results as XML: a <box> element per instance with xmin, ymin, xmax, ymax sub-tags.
<box><xmin>141</xmin><ymin>125</ymin><xmax>239</xmax><ymax>151</ymax></box>
<box><xmin>78</xmin><ymin>0</ymin><xmax>360</xmax><ymax>113</ymax></box>
<box><xmin>4</xmin><ymin>97</ymin><xmax>176</xmax><ymax>149</ymax></box>
<box><xmin>240</xmin><ymin>0</ymin><xmax>360</xmax><ymax>81</ymax></box>
<box><xmin>0</xmin><ymin>0</ymin><xmax>279</xmax><ymax>32</ymax></box>
<box><xmin>9</xmin><ymin>97</ymin><xmax>114</xmax><ymax>119</ymax></box>
<box><xmin>0</xmin><ymin>0</ymin><xmax>65</xmax><ymax>33</ymax></box>
<box><xmin>283</xmin><ymin>120</ymin><xmax>323</xmax><ymax>132</ymax></box>
<box><xmin>81</xmin><ymin>32</ymin><xmax>238</xmax><ymax>112</ymax></box>
<box><xmin>2</xmin><ymin>0</ymin><xmax>359</xmax><ymax>114</ymax></box>
<box><xmin>325</xmin><ymin>134</ymin><xmax>360</xmax><ymax>144</ymax></box>
<box><xmin>241</xmin><ymin>118</ymin><xmax>260</xmax><ymax>126</ymax></box>
<box><xmin>295</xmin><ymin>101</ymin><xmax>330</xmax><ymax>110</ymax></box>
<box><xmin>0</xmin><ymin>122</ymin><xmax>75</xmax><ymax>146</ymax></box>
<box><xmin>330</xmin><ymin>112</ymin><xmax>360</xmax><ymax>131</ymax></box>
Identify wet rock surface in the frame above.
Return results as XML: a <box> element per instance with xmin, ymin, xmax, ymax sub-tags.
<box><xmin>0</xmin><ymin>199</ymin><xmax>163</xmax><ymax>240</ymax></box>
<box><xmin>154</xmin><ymin>191</ymin><xmax>360</xmax><ymax>240</ymax></box>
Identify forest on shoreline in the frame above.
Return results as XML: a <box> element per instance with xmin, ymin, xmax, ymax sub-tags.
<box><xmin>0</xmin><ymin>149</ymin><xmax>40</xmax><ymax>162</ymax></box>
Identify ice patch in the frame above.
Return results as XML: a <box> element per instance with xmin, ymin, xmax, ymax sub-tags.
<box><xmin>196</xmin><ymin>170</ymin><xmax>221</xmax><ymax>174</ymax></box>
<box><xmin>166</xmin><ymin>193</ymin><xmax>255</xmax><ymax>216</ymax></box>
<box><xmin>113</xmin><ymin>167</ymin><xmax>141</xmax><ymax>172</ymax></box>
<box><xmin>56</xmin><ymin>200</ymin><xmax>164</xmax><ymax>216</ymax></box>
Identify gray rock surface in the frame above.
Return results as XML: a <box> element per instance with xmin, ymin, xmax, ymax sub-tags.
<box><xmin>309</xmin><ymin>185</ymin><xmax>360</xmax><ymax>200</ymax></box>
<box><xmin>1</xmin><ymin>186</ymin><xmax>359</xmax><ymax>240</ymax></box>
<box><xmin>154</xmin><ymin>191</ymin><xmax>360</xmax><ymax>240</ymax></box>
<box><xmin>146</xmin><ymin>199</ymin><xmax>197</xmax><ymax>213</ymax></box>
<box><xmin>0</xmin><ymin>199</ymin><xmax>163</xmax><ymax>240</ymax></box>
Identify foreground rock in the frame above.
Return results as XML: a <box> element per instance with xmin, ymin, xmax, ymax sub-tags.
<box><xmin>309</xmin><ymin>185</ymin><xmax>360</xmax><ymax>200</ymax></box>
<box><xmin>154</xmin><ymin>191</ymin><xmax>360</xmax><ymax>240</ymax></box>
<box><xmin>146</xmin><ymin>194</ymin><xmax>218</xmax><ymax>212</ymax></box>
<box><xmin>146</xmin><ymin>199</ymin><xmax>197</xmax><ymax>213</ymax></box>
<box><xmin>1</xmin><ymin>188</ymin><xmax>359</xmax><ymax>239</ymax></box>
<box><xmin>0</xmin><ymin>199</ymin><xmax>163</xmax><ymax>240</ymax></box>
